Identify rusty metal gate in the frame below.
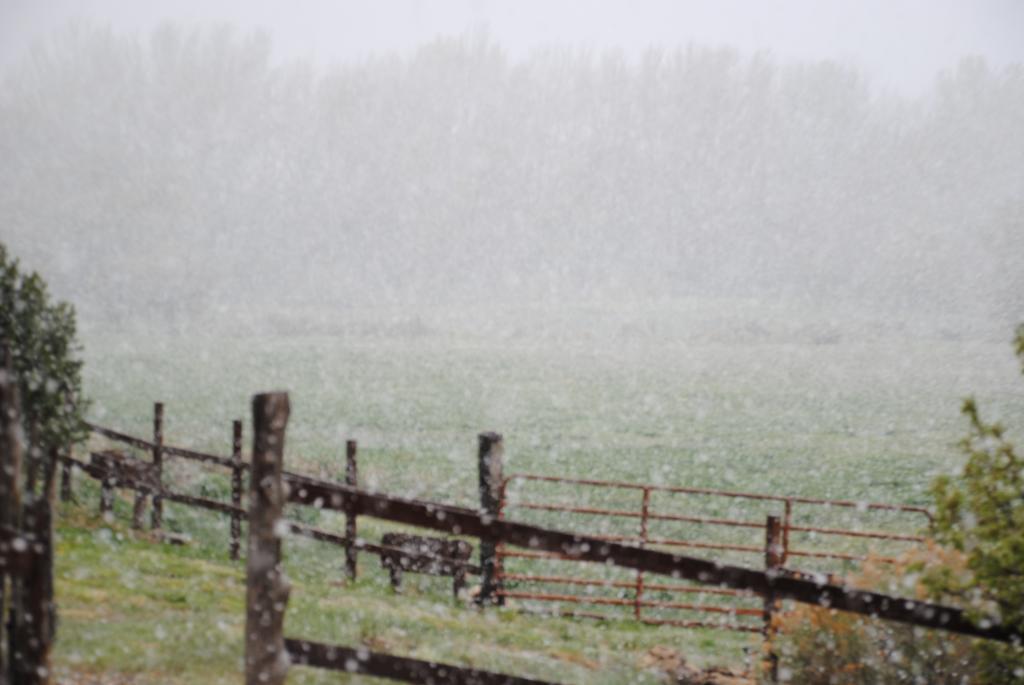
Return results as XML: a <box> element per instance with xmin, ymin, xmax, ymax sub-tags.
<box><xmin>495</xmin><ymin>473</ymin><xmax>932</xmax><ymax>632</ymax></box>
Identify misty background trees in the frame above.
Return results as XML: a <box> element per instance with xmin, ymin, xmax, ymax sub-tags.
<box><xmin>1</xmin><ymin>24</ymin><xmax>1020</xmax><ymax>337</ymax></box>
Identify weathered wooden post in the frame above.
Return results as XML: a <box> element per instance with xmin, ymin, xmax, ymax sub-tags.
<box><xmin>2</xmin><ymin>348</ymin><xmax>55</xmax><ymax>684</ymax></box>
<box><xmin>13</xmin><ymin>496</ymin><xmax>55</xmax><ymax>685</ymax></box>
<box><xmin>1</xmin><ymin>346</ymin><xmax>22</xmax><ymax>531</ymax></box>
<box><xmin>244</xmin><ymin>392</ymin><xmax>291</xmax><ymax>685</ymax></box>
<box><xmin>1</xmin><ymin>347</ymin><xmax>23</xmax><ymax>684</ymax></box>
<box><xmin>344</xmin><ymin>439</ymin><xmax>358</xmax><ymax>580</ymax></box>
<box><xmin>230</xmin><ymin>419</ymin><xmax>243</xmax><ymax>561</ymax></box>
<box><xmin>762</xmin><ymin>514</ymin><xmax>783</xmax><ymax>683</ymax></box>
<box><xmin>150</xmin><ymin>402</ymin><xmax>164</xmax><ymax>531</ymax></box>
<box><xmin>476</xmin><ymin>431</ymin><xmax>504</xmax><ymax>606</ymax></box>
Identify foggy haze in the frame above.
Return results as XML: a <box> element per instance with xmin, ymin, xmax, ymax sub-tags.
<box><xmin>0</xmin><ymin>3</ymin><xmax>1022</xmax><ymax>342</ymax></box>
<box><xmin>4</xmin><ymin>1</ymin><xmax>1024</xmax><ymax>94</ymax></box>
<box><xmin>4</xmin><ymin>6</ymin><xmax>1024</xmax><ymax>682</ymax></box>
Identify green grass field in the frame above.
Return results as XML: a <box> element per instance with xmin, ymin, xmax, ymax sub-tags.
<box><xmin>53</xmin><ymin>320</ymin><xmax>1023</xmax><ymax>683</ymax></box>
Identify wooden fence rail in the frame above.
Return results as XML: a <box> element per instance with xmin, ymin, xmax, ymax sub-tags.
<box><xmin>87</xmin><ymin>409</ymin><xmax>478</xmax><ymax>583</ymax></box>
<box><xmin>70</xmin><ymin>456</ymin><xmax>244</xmax><ymax>518</ymax></box>
<box><xmin>86</xmin><ymin>415</ymin><xmax>359</xmax><ymax>561</ymax></box>
<box><xmin>88</xmin><ymin>421</ymin><xmax>265</xmax><ymax>470</ymax></box>
<box><xmin>288</xmin><ymin>523</ymin><xmax>482</xmax><ymax>574</ymax></box>
<box><xmin>63</xmin><ymin>453</ymin><xmax>484</xmax><ymax>577</ymax></box>
<box><xmin>285</xmin><ymin>472</ymin><xmax>1020</xmax><ymax>644</ymax></box>
<box><xmin>84</xmin><ymin>413</ymin><xmax>336</xmax><ymax>561</ymax></box>
<box><xmin>285</xmin><ymin>639</ymin><xmax>553</xmax><ymax>684</ymax></box>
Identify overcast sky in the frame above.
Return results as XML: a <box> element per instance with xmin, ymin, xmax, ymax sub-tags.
<box><xmin>2</xmin><ymin>0</ymin><xmax>1023</xmax><ymax>93</ymax></box>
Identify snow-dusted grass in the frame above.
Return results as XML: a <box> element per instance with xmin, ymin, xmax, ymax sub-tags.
<box><xmin>53</xmin><ymin>497</ymin><xmax>739</xmax><ymax>684</ymax></box>
<box><xmin>57</xmin><ymin>329</ymin><xmax>1023</xmax><ymax>681</ymax></box>
<box><xmin>80</xmin><ymin>331</ymin><xmax>1022</xmax><ymax>508</ymax></box>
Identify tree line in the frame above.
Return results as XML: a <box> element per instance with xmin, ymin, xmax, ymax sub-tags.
<box><xmin>1</xmin><ymin>25</ymin><xmax>1021</xmax><ymax>332</ymax></box>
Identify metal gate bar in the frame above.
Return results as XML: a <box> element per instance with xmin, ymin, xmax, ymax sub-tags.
<box><xmin>497</xmin><ymin>471</ymin><xmax>931</xmax><ymax>632</ymax></box>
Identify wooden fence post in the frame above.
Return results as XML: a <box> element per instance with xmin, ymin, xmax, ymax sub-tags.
<box><xmin>1</xmin><ymin>347</ymin><xmax>22</xmax><ymax>520</ymax></box>
<box><xmin>244</xmin><ymin>392</ymin><xmax>291</xmax><ymax>685</ymax></box>
<box><xmin>150</xmin><ymin>402</ymin><xmax>164</xmax><ymax>531</ymax></box>
<box><xmin>344</xmin><ymin>439</ymin><xmax>358</xmax><ymax>580</ymax></box>
<box><xmin>476</xmin><ymin>431</ymin><xmax>504</xmax><ymax>606</ymax></box>
<box><xmin>0</xmin><ymin>347</ymin><xmax>22</xmax><ymax>526</ymax></box>
<box><xmin>763</xmin><ymin>515</ymin><xmax>783</xmax><ymax>682</ymax></box>
<box><xmin>2</xmin><ymin>348</ymin><xmax>55</xmax><ymax>684</ymax></box>
<box><xmin>230</xmin><ymin>419</ymin><xmax>243</xmax><ymax>561</ymax></box>
<box><xmin>13</xmin><ymin>497</ymin><xmax>55</xmax><ymax>684</ymax></box>
<box><xmin>1</xmin><ymin>348</ymin><xmax>23</xmax><ymax>684</ymax></box>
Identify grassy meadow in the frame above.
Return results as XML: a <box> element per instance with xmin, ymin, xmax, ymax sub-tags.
<box><xmin>53</xmin><ymin>304</ymin><xmax>1024</xmax><ymax>682</ymax></box>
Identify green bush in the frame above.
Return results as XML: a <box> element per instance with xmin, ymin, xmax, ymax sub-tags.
<box><xmin>929</xmin><ymin>324</ymin><xmax>1024</xmax><ymax>682</ymax></box>
<box><xmin>773</xmin><ymin>326</ymin><xmax>1024</xmax><ymax>683</ymax></box>
<box><xmin>0</xmin><ymin>242</ymin><xmax>88</xmax><ymax>491</ymax></box>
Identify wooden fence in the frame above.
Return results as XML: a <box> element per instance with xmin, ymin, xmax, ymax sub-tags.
<box><xmin>246</xmin><ymin>392</ymin><xmax>556</xmax><ymax>685</ymax></box>
<box><xmin>239</xmin><ymin>391</ymin><xmax>1019</xmax><ymax>685</ymax></box>
<box><xmin>84</xmin><ymin>414</ymin><xmax>249</xmax><ymax>555</ymax></box>
<box><xmin>71</xmin><ymin>404</ymin><xmax>482</xmax><ymax>580</ymax></box>
<box><xmin>13</xmin><ymin>389</ymin><xmax>1018</xmax><ymax>683</ymax></box>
